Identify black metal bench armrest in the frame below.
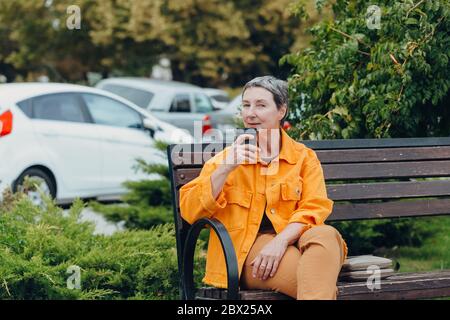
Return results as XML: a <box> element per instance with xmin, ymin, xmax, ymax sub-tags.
<box><xmin>182</xmin><ymin>217</ymin><xmax>239</xmax><ymax>300</ymax></box>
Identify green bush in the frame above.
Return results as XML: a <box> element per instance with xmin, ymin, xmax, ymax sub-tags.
<box><xmin>329</xmin><ymin>217</ymin><xmax>433</xmax><ymax>255</ymax></box>
<box><xmin>283</xmin><ymin>0</ymin><xmax>449</xmax><ymax>140</ymax></box>
<box><xmin>0</xmin><ymin>189</ymin><xmax>205</xmax><ymax>299</ymax></box>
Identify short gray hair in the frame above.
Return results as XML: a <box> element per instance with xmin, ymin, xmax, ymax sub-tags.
<box><xmin>242</xmin><ymin>75</ymin><xmax>289</xmax><ymax>124</ymax></box>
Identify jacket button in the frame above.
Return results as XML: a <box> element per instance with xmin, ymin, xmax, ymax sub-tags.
<box><xmin>270</xmin><ymin>208</ymin><xmax>276</xmax><ymax>214</ymax></box>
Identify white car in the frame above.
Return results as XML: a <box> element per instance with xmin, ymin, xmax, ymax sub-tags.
<box><xmin>0</xmin><ymin>83</ymin><xmax>193</xmax><ymax>206</ymax></box>
<box><xmin>203</xmin><ymin>88</ymin><xmax>230</xmax><ymax>110</ymax></box>
<box><xmin>96</xmin><ymin>78</ymin><xmax>236</xmax><ymax>139</ymax></box>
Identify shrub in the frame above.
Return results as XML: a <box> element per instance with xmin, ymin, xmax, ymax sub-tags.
<box><xmin>0</xmin><ymin>189</ymin><xmax>205</xmax><ymax>299</ymax></box>
<box><xmin>329</xmin><ymin>217</ymin><xmax>433</xmax><ymax>255</ymax></box>
<box><xmin>283</xmin><ymin>0</ymin><xmax>449</xmax><ymax>140</ymax></box>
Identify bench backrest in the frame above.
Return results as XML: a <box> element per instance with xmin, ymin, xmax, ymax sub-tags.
<box><xmin>168</xmin><ymin>137</ymin><xmax>450</xmax><ymax>272</ymax></box>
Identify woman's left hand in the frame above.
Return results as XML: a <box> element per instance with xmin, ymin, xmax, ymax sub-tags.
<box><xmin>250</xmin><ymin>237</ymin><xmax>288</xmax><ymax>280</ymax></box>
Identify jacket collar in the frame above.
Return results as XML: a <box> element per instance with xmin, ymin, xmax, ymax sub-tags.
<box><xmin>277</xmin><ymin>129</ymin><xmax>299</xmax><ymax>165</ymax></box>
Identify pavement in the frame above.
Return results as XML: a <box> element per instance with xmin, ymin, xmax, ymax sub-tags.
<box><xmin>70</xmin><ymin>207</ymin><xmax>125</xmax><ymax>236</ymax></box>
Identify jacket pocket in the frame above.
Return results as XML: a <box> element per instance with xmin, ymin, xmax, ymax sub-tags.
<box><xmin>281</xmin><ymin>181</ymin><xmax>302</xmax><ymax>201</ymax></box>
<box><xmin>278</xmin><ymin>181</ymin><xmax>302</xmax><ymax>218</ymax></box>
<box><xmin>226</xmin><ymin>188</ymin><xmax>253</xmax><ymax>208</ymax></box>
<box><xmin>218</xmin><ymin>187</ymin><xmax>253</xmax><ymax>231</ymax></box>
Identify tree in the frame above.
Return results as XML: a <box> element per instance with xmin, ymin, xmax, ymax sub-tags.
<box><xmin>0</xmin><ymin>0</ymin><xmax>314</xmax><ymax>87</ymax></box>
<box><xmin>0</xmin><ymin>0</ymin><xmax>111</xmax><ymax>82</ymax></box>
<box><xmin>85</xmin><ymin>0</ymin><xmax>308</xmax><ymax>87</ymax></box>
<box><xmin>283</xmin><ymin>0</ymin><xmax>449</xmax><ymax>139</ymax></box>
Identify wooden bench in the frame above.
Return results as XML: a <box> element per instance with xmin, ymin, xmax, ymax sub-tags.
<box><xmin>168</xmin><ymin>137</ymin><xmax>450</xmax><ymax>300</ymax></box>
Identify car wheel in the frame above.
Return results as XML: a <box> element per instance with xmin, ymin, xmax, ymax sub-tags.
<box><xmin>13</xmin><ymin>168</ymin><xmax>56</xmax><ymax>206</ymax></box>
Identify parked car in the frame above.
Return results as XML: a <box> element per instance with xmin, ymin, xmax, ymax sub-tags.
<box><xmin>223</xmin><ymin>93</ymin><xmax>242</xmax><ymax>117</ymax></box>
<box><xmin>0</xmin><ymin>82</ymin><xmax>193</xmax><ymax>206</ymax></box>
<box><xmin>95</xmin><ymin>78</ymin><xmax>235</xmax><ymax>140</ymax></box>
<box><xmin>202</xmin><ymin>88</ymin><xmax>230</xmax><ymax>110</ymax></box>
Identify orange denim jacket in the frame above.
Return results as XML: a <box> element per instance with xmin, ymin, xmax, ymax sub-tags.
<box><xmin>179</xmin><ymin>129</ymin><xmax>334</xmax><ymax>289</ymax></box>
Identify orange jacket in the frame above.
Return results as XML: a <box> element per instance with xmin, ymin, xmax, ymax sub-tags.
<box><xmin>179</xmin><ymin>129</ymin><xmax>334</xmax><ymax>289</ymax></box>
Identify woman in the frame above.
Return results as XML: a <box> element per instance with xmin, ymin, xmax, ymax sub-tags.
<box><xmin>179</xmin><ymin>76</ymin><xmax>348</xmax><ymax>300</ymax></box>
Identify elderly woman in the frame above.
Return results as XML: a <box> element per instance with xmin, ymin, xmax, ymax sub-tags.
<box><xmin>179</xmin><ymin>76</ymin><xmax>348</xmax><ymax>300</ymax></box>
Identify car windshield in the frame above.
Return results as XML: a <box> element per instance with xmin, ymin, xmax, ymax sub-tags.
<box><xmin>194</xmin><ymin>93</ymin><xmax>214</xmax><ymax>113</ymax></box>
<box><xmin>101</xmin><ymin>84</ymin><xmax>154</xmax><ymax>109</ymax></box>
<box><xmin>211</xmin><ymin>94</ymin><xmax>230</xmax><ymax>103</ymax></box>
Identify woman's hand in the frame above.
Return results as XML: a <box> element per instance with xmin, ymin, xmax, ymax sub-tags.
<box><xmin>250</xmin><ymin>237</ymin><xmax>289</xmax><ymax>280</ymax></box>
<box><xmin>250</xmin><ymin>223</ymin><xmax>306</xmax><ymax>280</ymax></box>
<box><xmin>211</xmin><ymin>134</ymin><xmax>259</xmax><ymax>199</ymax></box>
<box><xmin>222</xmin><ymin>134</ymin><xmax>260</xmax><ymax>172</ymax></box>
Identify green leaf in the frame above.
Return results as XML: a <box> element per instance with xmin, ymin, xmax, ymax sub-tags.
<box><xmin>405</xmin><ymin>18</ymin><xmax>418</xmax><ymax>25</ymax></box>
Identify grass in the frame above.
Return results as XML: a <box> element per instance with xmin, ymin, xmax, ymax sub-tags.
<box><xmin>371</xmin><ymin>215</ymin><xmax>450</xmax><ymax>300</ymax></box>
<box><xmin>378</xmin><ymin>215</ymin><xmax>450</xmax><ymax>273</ymax></box>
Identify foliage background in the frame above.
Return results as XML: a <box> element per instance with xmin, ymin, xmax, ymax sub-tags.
<box><xmin>0</xmin><ymin>0</ymin><xmax>324</xmax><ymax>87</ymax></box>
<box><xmin>283</xmin><ymin>0</ymin><xmax>449</xmax><ymax>140</ymax></box>
<box><xmin>0</xmin><ymin>189</ymin><xmax>206</xmax><ymax>299</ymax></box>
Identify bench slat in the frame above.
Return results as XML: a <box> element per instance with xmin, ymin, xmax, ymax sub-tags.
<box><xmin>176</xmin><ymin>198</ymin><xmax>450</xmax><ymax>224</ymax></box>
<box><xmin>174</xmin><ymin>168</ymin><xmax>202</xmax><ymax>188</ymax></box>
<box><xmin>323</xmin><ymin>160</ymin><xmax>450</xmax><ymax>180</ymax></box>
<box><xmin>301</xmin><ymin>137</ymin><xmax>450</xmax><ymax>149</ymax></box>
<box><xmin>196</xmin><ymin>288</ymin><xmax>292</xmax><ymax>300</ymax></box>
<box><xmin>173</xmin><ymin>164</ymin><xmax>450</xmax><ymax>191</ymax></box>
<box><xmin>169</xmin><ymin>137</ymin><xmax>450</xmax><ymax>157</ymax></box>
<box><xmin>173</xmin><ymin>162</ymin><xmax>450</xmax><ymax>187</ymax></box>
<box><xmin>337</xmin><ymin>270</ymin><xmax>450</xmax><ymax>300</ymax></box>
<box><xmin>328</xmin><ymin>179</ymin><xmax>450</xmax><ymax>200</ymax></box>
<box><xmin>173</xmin><ymin>173</ymin><xmax>450</xmax><ymax>221</ymax></box>
<box><xmin>196</xmin><ymin>270</ymin><xmax>450</xmax><ymax>300</ymax></box>
<box><xmin>329</xmin><ymin>198</ymin><xmax>450</xmax><ymax>221</ymax></box>
<box><xmin>170</xmin><ymin>146</ymin><xmax>450</xmax><ymax>168</ymax></box>
<box><xmin>317</xmin><ymin>146</ymin><xmax>450</xmax><ymax>164</ymax></box>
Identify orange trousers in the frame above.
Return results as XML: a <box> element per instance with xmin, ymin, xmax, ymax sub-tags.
<box><xmin>240</xmin><ymin>225</ymin><xmax>348</xmax><ymax>300</ymax></box>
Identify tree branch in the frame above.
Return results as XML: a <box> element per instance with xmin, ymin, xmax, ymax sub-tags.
<box><xmin>329</xmin><ymin>26</ymin><xmax>370</xmax><ymax>47</ymax></box>
<box><xmin>406</xmin><ymin>0</ymin><xmax>425</xmax><ymax>18</ymax></box>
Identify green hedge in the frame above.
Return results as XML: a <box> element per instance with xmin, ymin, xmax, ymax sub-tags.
<box><xmin>329</xmin><ymin>217</ymin><xmax>433</xmax><ymax>255</ymax></box>
<box><xmin>0</xmin><ymin>190</ymin><xmax>205</xmax><ymax>299</ymax></box>
<box><xmin>284</xmin><ymin>0</ymin><xmax>449</xmax><ymax>140</ymax></box>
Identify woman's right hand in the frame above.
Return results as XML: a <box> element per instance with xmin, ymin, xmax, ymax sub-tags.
<box><xmin>222</xmin><ymin>134</ymin><xmax>260</xmax><ymax>173</ymax></box>
<box><xmin>211</xmin><ymin>134</ymin><xmax>259</xmax><ymax>200</ymax></box>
